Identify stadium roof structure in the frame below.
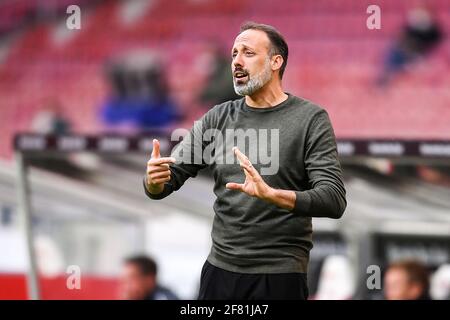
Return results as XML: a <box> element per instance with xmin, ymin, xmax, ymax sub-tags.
<box><xmin>12</xmin><ymin>133</ymin><xmax>450</xmax><ymax>160</ymax></box>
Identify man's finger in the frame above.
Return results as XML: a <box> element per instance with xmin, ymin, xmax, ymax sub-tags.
<box><xmin>147</xmin><ymin>163</ymin><xmax>170</xmax><ymax>169</ymax></box>
<box><xmin>233</xmin><ymin>147</ymin><xmax>259</xmax><ymax>180</ymax></box>
<box><xmin>240</xmin><ymin>162</ymin><xmax>258</xmax><ymax>179</ymax></box>
<box><xmin>147</xmin><ymin>165</ymin><xmax>170</xmax><ymax>174</ymax></box>
<box><xmin>149</xmin><ymin>157</ymin><xmax>176</xmax><ymax>165</ymax></box>
<box><xmin>226</xmin><ymin>182</ymin><xmax>244</xmax><ymax>191</ymax></box>
<box><xmin>151</xmin><ymin>139</ymin><xmax>161</xmax><ymax>159</ymax></box>
<box><xmin>150</xmin><ymin>171</ymin><xmax>171</xmax><ymax>180</ymax></box>
<box><xmin>233</xmin><ymin>147</ymin><xmax>254</xmax><ymax>169</ymax></box>
<box><xmin>152</xmin><ymin>177</ymin><xmax>171</xmax><ymax>185</ymax></box>
<box><xmin>233</xmin><ymin>147</ymin><xmax>248</xmax><ymax>165</ymax></box>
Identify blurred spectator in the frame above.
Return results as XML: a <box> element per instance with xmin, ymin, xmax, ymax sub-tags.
<box><xmin>100</xmin><ymin>52</ymin><xmax>181</xmax><ymax>131</ymax></box>
<box><xmin>384</xmin><ymin>260</ymin><xmax>431</xmax><ymax>300</ymax></box>
<box><xmin>430</xmin><ymin>264</ymin><xmax>450</xmax><ymax>300</ymax></box>
<box><xmin>120</xmin><ymin>255</ymin><xmax>179</xmax><ymax>300</ymax></box>
<box><xmin>198</xmin><ymin>42</ymin><xmax>239</xmax><ymax>106</ymax></box>
<box><xmin>313</xmin><ymin>255</ymin><xmax>355</xmax><ymax>300</ymax></box>
<box><xmin>378</xmin><ymin>5</ymin><xmax>443</xmax><ymax>86</ymax></box>
<box><xmin>28</xmin><ymin>97</ymin><xmax>91</xmax><ymax>178</ymax></box>
<box><xmin>31</xmin><ymin>97</ymin><xmax>71</xmax><ymax>134</ymax></box>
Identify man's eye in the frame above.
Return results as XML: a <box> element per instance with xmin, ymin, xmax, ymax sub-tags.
<box><xmin>245</xmin><ymin>52</ymin><xmax>254</xmax><ymax>56</ymax></box>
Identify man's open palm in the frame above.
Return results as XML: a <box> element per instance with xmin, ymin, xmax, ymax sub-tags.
<box><xmin>226</xmin><ymin>147</ymin><xmax>271</xmax><ymax>199</ymax></box>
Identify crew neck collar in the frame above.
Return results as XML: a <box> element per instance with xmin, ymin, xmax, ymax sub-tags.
<box><xmin>243</xmin><ymin>93</ymin><xmax>292</xmax><ymax>113</ymax></box>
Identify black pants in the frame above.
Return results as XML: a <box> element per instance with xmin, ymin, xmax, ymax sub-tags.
<box><xmin>198</xmin><ymin>260</ymin><xmax>309</xmax><ymax>300</ymax></box>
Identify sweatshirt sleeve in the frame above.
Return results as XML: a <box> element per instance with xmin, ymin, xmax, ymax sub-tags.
<box><xmin>292</xmin><ymin>110</ymin><xmax>347</xmax><ymax>219</ymax></box>
<box><xmin>143</xmin><ymin>111</ymin><xmax>212</xmax><ymax>200</ymax></box>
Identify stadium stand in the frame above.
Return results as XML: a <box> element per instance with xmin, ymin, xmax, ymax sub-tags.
<box><xmin>1</xmin><ymin>0</ymin><xmax>449</xmax><ymax>159</ymax></box>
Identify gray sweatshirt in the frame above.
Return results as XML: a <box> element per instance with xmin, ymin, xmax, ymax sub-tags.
<box><xmin>144</xmin><ymin>93</ymin><xmax>346</xmax><ymax>274</ymax></box>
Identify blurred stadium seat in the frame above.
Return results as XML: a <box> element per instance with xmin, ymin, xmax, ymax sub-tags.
<box><xmin>0</xmin><ymin>0</ymin><xmax>449</xmax><ymax>158</ymax></box>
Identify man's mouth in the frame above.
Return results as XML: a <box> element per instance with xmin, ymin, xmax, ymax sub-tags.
<box><xmin>234</xmin><ymin>71</ymin><xmax>249</xmax><ymax>83</ymax></box>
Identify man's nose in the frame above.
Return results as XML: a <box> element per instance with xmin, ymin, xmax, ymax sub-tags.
<box><xmin>232</xmin><ymin>54</ymin><xmax>244</xmax><ymax>69</ymax></box>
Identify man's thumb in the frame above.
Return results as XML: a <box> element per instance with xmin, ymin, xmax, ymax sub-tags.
<box><xmin>151</xmin><ymin>139</ymin><xmax>161</xmax><ymax>158</ymax></box>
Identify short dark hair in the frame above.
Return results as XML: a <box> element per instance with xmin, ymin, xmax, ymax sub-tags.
<box><xmin>239</xmin><ymin>21</ymin><xmax>289</xmax><ymax>79</ymax></box>
<box><xmin>125</xmin><ymin>255</ymin><xmax>157</xmax><ymax>276</ymax></box>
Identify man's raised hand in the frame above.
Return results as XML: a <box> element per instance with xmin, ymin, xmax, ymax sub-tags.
<box><xmin>146</xmin><ymin>139</ymin><xmax>176</xmax><ymax>194</ymax></box>
<box><xmin>225</xmin><ymin>147</ymin><xmax>272</xmax><ymax>200</ymax></box>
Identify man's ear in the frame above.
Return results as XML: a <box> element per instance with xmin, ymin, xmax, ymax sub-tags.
<box><xmin>271</xmin><ymin>55</ymin><xmax>283</xmax><ymax>72</ymax></box>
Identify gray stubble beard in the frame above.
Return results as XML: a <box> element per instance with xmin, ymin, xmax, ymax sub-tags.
<box><xmin>233</xmin><ymin>57</ymin><xmax>272</xmax><ymax>96</ymax></box>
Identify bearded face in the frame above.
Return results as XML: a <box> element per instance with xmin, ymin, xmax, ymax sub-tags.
<box><xmin>231</xmin><ymin>29</ymin><xmax>276</xmax><ymax>97</ymax></box>
<box><xmin>233</xmin><ymin>56</ymin><xmax>272</xmax><ymax>96</ymax></box>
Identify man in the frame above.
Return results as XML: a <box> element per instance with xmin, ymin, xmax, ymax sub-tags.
<box><xmin>120</xmin><ymin>255</ymin><xmax>178</xmax><ymax>300</ymax></box>
<box><xmin>144</xmin><ymin>22</ymin><xmax>346</xmax><ymax>300</ymax></box>
<box><xmin>377</xmin><ymin>4</ymin><xmax>443</xmax><ymax>86</ymax></box>
<box><xmin>384</xmin><ymin>260</ymin><xmax>430</xmax><ymax>300</ymax></box>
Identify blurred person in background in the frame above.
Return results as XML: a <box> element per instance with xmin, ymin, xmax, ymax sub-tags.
<box><xmin>31</xmin><ymin>97</ymin><xmax>72</xmax><ymax>135</ymax></box>
<box><xmin>430</xmin><ymin>264</ymin><xmax>450</xmax><ymax>300</ymax></box>
<box><xmin>384</xmin><ymin>260</ymin><xmax>431</xmax><ymax>300</ymax></box>
<box><xmin>313</xmin><ymin>255</ymin><xmax>355</xmax><ymax>300</ymax></box>
<box><xmin>377</xmin><ymin>4</ymin><xmax>443</xmax><ymax>86</ymax></box>
<box><xmin>198</xmin><ymin>42</ymin><xmax>240</xmax><ymax>107</ymax></box>
<box><xmin>100</xmin><ymin>52</ymin><xmax>181</xmax><ymax>132</ymax></box>
<box><xmin>29</xmin><ymin>97</ymin><xmax>91</xmax><ymax>178</ymax></box>
<box><xmin>120</xmin><ymin>255</ymin><xmax>179</xmax><ymax>300</ymax></box>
